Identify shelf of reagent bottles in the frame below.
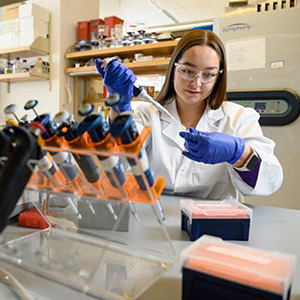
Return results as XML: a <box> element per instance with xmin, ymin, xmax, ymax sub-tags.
<box><xmin>65</xmin><ymin>58</ymin><xmax>171</xmax><ymax>77</ymax></box>
<box><xmin>65</xmin><ymin>40</ymin><xmax>178</xmax><ymax>62</ymax></box>
<box><xmin>0</xmin><ymin>37</ymin><xmax>49</xmax><ymax>60</ymax></box>
<box><xmin>0</xmin><ymin>71</ymin><xmax>49</xmax><ymax>83</ymax></box>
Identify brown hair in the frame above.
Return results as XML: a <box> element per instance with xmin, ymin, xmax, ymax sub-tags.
<box><xmin>156</xmin><ymin>29</ymin><xmax>227</xmax><ymax>110</ymax></box>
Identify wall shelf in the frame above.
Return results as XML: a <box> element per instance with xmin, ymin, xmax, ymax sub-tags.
<box><xmin>0</xmin><ymin>72</ymin><xmax>49</xmax><ymax>83</ymax></box>
<box><xmin>65</xmin><ymin>58</ymin><xmax>171</xmax><ymax>77</ymax></box>
<box><xmin>65</xmin><ymin>40</ymin><xmax>178</xmax><ymax>61</ymax></box>
<box><xmin>65</xmin><ymin>40</ymin><xmax>177</xmax><ymax>119</ymax></box>
<box><xmin>0</xmin><ymin>37</ymin><xmax>49</xmax><ymax>60</ymax></box>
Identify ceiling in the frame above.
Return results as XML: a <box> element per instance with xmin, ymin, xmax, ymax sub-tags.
<box><xmin>149</xmin><ymin>0</ymin><xmax>227</xmax><ymax>23</ymax></box>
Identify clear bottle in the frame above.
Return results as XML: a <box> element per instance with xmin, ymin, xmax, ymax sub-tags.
<box><xmin>21</xmin><ymin>59</ymin><xmax>29</xmax><ymax>73</ymax></box>
<box><xmin>12</xmin><ymin>57</ymin><xmax>22</xmax><ymax>73</ymax></box>
<box><xmin>34</xmin><ymin>57</ymin><xmax>43</xmax><ymax>74</ymax></box>
<box><xmin>4</xmin><ymin>61</ymin><xmax>12</xmax><ymax>74</ymax></box>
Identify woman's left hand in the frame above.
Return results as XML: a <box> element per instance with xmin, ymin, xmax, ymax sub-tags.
<box><xmin>179</xmin><ymin>128</ymin><xmax>245</xmax><ymax>164</ymax></box>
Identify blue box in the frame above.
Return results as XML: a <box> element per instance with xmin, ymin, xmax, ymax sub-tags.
<box><xmin>180</xmin><ymin>199</ymin><xmax>252</xmax><ymax>241</ymax></box>
<box><xmin>181</xmin><ymin>235</ymin><xmax>296</xmax><ymax>300</ymax></box>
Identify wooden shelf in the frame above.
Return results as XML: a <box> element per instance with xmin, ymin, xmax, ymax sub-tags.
<box><xmin>66</xmin><ymin>58</ymin><xmax>171</xmax><ymax>77</ymax></box>
<box><xmin>0</xmin><ymin>72</ymin><xmax>49</xmax><ymax>83</ymax></box>
<box><xmin>65</xmin><ymin>40</ymin><xmax>178</xmax><ymax>61</ymax></box>
<box><xmin>0</xmin><ymin>37</ymin><xmax>49</xmax><ymax>60</ymax></box>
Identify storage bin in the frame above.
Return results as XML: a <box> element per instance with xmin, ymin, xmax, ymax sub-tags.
<box><xmin>181</xmin><ymin>199</ymin><xmax>252</xmax><ymax>241</ymax></box>
<box><xmin>181</xmin><ymin>235</ymin><xmax>296</xmax><ymax>300</ymax></box>
<box><xmin>19</xmin><ymin>3</ymin><xmax>50</xmax><ymax>22</ymax></box>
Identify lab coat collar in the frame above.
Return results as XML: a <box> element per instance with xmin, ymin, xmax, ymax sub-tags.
<box><xmin>161</xmin><ymin>100</ymin><xmax>186</xmax><ymax>150</ymax></box>
<box><xmin>161</xmin><ymin>99</ymin><xmax>225</xmax><ymax>124</ymax></box>
<box><xmin>160</xmin><ymin>99</ymin><xmax>225</xmax><ymax>149</ymax></box>
<box><xmin>205</xmin><ymin>102</ymin><xmax>224</xmax><ymax>124</ymax></box>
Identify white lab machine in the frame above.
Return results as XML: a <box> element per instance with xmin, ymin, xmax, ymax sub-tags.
<box><xmin>216</xmin><ymin>7</ymin><xmax>300</xmax><ymax>209</ymax></box>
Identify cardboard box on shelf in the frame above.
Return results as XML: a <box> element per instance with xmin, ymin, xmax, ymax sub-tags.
<box><xmin>4</xmin><ymin>2</ymin><xmax>25</xmax><ymax>21</ymax></box>
<box><xmin>19</xmin><ymin>3</ymin><xmax>50</xmax><ymax>22</ymax></box>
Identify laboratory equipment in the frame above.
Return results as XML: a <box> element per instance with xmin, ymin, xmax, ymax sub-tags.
<box><xmin>12</xmin><ymin>57</ymin><xmax>22</xmax><ymax>74</ymax></box>
<box><xmin>24</xmin><ymin>100</ymin><xmax>85</xmax><ymax>192</ymax></box>
<box><xmin>181</xmin><ymin>199</ymin><xmax>252</xmax><ymax>241</ymax></box>
<box><xmin>0</xmin><ymin>105</ymin><xmax>171</xmax><ymax>300</ymax></box>
<box><xmin>181</xmin><ymin>235</ymin><xmax>296</xmax><ymax>300</ymax></box>
<box><xmin>54</xmin><ymin>109</ymin><xmax>117</xmax><ymax>221</ymax></box>
<box><xmin>111</xmin><ymin>112</ymin><xmax>154</xmax><ymax>191</ymax></box>
<box><xmin>4</xmin><ymin>104</ymin><xmax>21</xmax><ymax>124</ymax></box>
<box><xmin>77</xmin><ymin>104</ymin><xmax>126</xmax><ymax>193</ymax></box>
<box><xmin>0</xmin><ymin>267</ymin><xmax>33</xmax><ymax>300</ymax></box>
<box><xmin>0</xmin><ymin>125</ymin><xmax>40</xmax><ymax>233</ymax></box>
<box><xmin>54</xmin><ymin>110</ymin><xmax>102</xmax><ymax>190</ymax></box>
<box><xmin>110</xmin><ymin>111</ymin><xmax>166</xmax><ymax>223</ymax></box>
<box><xmin>216</xmin><ymin>7</ymin><xmax>300</xmax><ymax>208</ymax></box>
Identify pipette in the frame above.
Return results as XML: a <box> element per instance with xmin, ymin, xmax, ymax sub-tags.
<box><xmin>98</xmin><ymin>56</ymin><xmax>180</xmax><ymax>124</ymax></box>
<box><xmin>54</xmin><ymin>110</ymin><xmax>117</xmax><ymax>220</ymax></box>
<box><xmin>77</xmin><ymin>104</ymin><xmax>126</xmax><ymax>190</ymax></box>
<box><xmin>24</xmin><ymin>100</ymin><xmax>87</xmax><ymax>193</ymax></box>
<box><xmin>111</xmin><ymin>111</ymin><xmax>165</xmax><ymax>223</ymax></box>
<box><xmin>4</xmin><ymin>104</ymin><xmax>21</xmax><ymax>124</ymax></box>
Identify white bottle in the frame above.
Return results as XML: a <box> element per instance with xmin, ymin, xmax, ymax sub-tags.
<box><xmin>34</xmin><ymin>57</ymin><xmax>43</xmax><ymax>74</ymax></box>
<box><xmin>12</xmin><ymin>57</ymin><xmax>22</xmax><ymax>73</ymax></box>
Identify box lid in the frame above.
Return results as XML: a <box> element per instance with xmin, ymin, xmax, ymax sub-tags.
<box><xmin>181</xmin><ymin>235</ymin><xmax>297</xmax><ymax>298</ymax></box>
<box><xmin>180</xmin><ymin>199</ymin><xmax>252</xmax><ymax>220</ymax></box>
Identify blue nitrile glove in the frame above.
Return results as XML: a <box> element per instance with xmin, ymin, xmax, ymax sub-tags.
<box><xmin>179</xmin><ymin>127</ymin><xmax>245</xmax><ymax>164</ymax></box>
<box><xmin>95</xmin><ymin>58</ymin><xmax>136</xmax><ymax>112</ymax></box>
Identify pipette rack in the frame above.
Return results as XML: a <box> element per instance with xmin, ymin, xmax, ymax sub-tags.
<box><xmin>0</xmin><ymin>127</ymin><xmax>174</xmax><ymax>300</ymax></box>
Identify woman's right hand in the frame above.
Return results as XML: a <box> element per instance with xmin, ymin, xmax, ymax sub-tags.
<box><xmin>95</xmin><ymin>58</ymin><xmax>137</xmax><ymax>112</ymax></box>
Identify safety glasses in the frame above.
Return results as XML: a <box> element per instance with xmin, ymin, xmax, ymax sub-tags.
<box><xmin>174</xmin><ymin>63</ymin><xmax>223</xmax><ymax>83</ymax></box>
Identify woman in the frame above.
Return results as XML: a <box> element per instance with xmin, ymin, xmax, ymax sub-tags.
<box><xmin>95</xmin><ymin>29</ymin><xmax>283</xmax><ymax>200</ymax></box>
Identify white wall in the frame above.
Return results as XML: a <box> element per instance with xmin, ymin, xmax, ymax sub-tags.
<box><xmin>99</xmin><ymin>0</ymin><xmax>172</xmax><ymax>27</ymax></box>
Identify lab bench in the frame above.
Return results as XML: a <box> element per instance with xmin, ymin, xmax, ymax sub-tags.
<box><xmin>1</xmin><ymin>194</ymin><xmax>300</xmax><ymax>300</ymax></box>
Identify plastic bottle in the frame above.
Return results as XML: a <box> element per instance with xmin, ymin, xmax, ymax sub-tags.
<box><xmin>34</xmin><ymin>58</ymin><xmax>43</xmax><ymax>74</ymax></box>
<box><xmin>21</xmin><ymin>59</ymin><xmax>29</xmax><ymax>73</ymax></box>
<box><xmin>12</xmin><ymin>57</ymin><xmax>22</xmax><ymax>73</ymax></box>
<box><xmin>4</xmin><ymin>61</ymin><xmax>12</xmax><ymax>74</ymax></box>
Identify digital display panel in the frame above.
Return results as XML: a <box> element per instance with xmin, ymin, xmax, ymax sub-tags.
<box><xmin>254</xmin><ymin>102</ymin><xmax>266</xmax><ymax>110</ymax></box>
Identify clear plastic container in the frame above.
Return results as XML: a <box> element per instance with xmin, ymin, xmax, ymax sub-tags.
<box><xmin>12</xmin><ymin>57</ymin><xmax>22</xmax><ymax>74</ymax></box>
<box><xmin>181</xmin><ymin>235</ymin><xmax>297</xmax><ymax>299</ymax></box>
<box><xmin>181</xmin><ymin>199</ymin><xmax>252</xmax><ymax>241</ymax></box>
<box><xmin>180</xmin><ymin>199</ymin><xmax>253</xmax><ymax>220</ymax></box>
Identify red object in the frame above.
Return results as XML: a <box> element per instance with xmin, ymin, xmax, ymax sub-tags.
<box><xmin>104</xmin><ymin>16</ymin><xmax>124</xmax><ymax>37</ymax></box>
<box><xmin>77</xmin><ymin>21</ymin><xmax>90</xmax><ymax>41</ymax></box>
<box><xmin>90</xmin><ymin>18</ymin><xmax>104</xmax><ymax>32</ymax></box>
<box><xmin>18</xmin><ymin>208</ymin><xmax>49</xmax><ymax>229</ymax></box>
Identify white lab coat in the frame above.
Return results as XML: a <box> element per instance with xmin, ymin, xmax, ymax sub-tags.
<box><xmin>132</xmin><ymin>99</ymin><xmax>283</xmax><ymax>200</ymax></box>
